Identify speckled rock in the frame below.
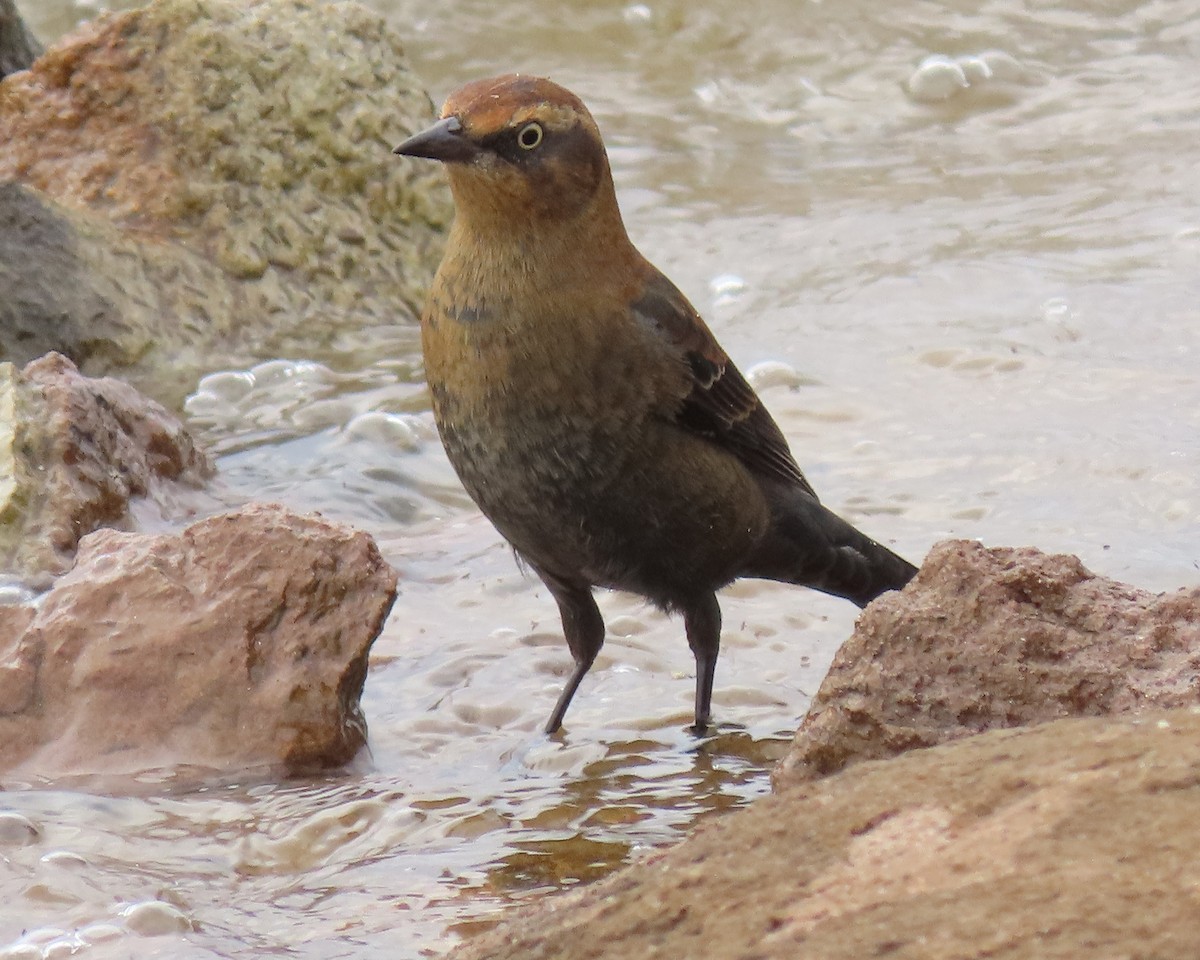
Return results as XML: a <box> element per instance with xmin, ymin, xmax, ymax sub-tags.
<box><xmin>0</xmin><ymin>0</ymin><xmax>40</xmax><ymax>78</ymax></box>
<box><xmin>774</xmin><ymin>539</ymin><xmax>1200</xmax><ymax>787</ymax></box>
<box><xmin>0</xmin><ymin>502</ymin><xmax>397</xmax><ymax>782</ymax></box>
<box><xmin>0</xmin><ymin>0</ymin><xmax>449</xmax><ymax>404</ymax></box>
<box><xmin>449</xmin><ymin>710</ymin><xmax>1200</xmax><ymax>960</ymax></box>
<box><xmin>0</xmin><ymin>352</ymin><xmax>215</xmax><ymax>584</ymax></box>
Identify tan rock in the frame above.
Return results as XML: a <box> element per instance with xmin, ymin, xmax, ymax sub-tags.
<box><xmin>0</xmin><ymin>352</ymin><xmax>214</xmax><ymax>583</ymax></box>
<box><xmin>0</xmin><ymin>0</ymin><xmax>449</xmax><ymax>404</ymax></box>
<box><xmin>449</xmin><ymin>709</ymin><xmax>1200</xmax><ymax>960</ymax></box>
<box><xmin>775</xmin><ymin>539</ymin><xmax>1200</xmax><ymax>786</ymax></box>
<box><xmin>0</xmin><ymin>502</ymin><xmax>397</xmax><ymax>781</ymax></box>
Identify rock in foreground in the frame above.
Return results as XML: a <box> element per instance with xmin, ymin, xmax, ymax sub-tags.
<box><xmin>0</xmin><ymin>352</ymin><xmax>214</xmax><ymax>584</ymax></box>
<box><xmin>450</xmin><ymin>710</ymin><xmax>1200</xmax><ymax>960</ymax></box>
<box><xmin>0</xmin><ymin>503</ymin><xmax>397</xmax><ymax>782</ymax></box>
<box><xmin>775</xmin><ymin>539</ymin><xmax>1200</xmax><ymax>786</ymax></box>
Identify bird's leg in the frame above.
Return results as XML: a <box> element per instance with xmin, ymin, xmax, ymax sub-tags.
<box><xmin>683</xmin><ymin>593</ymin><xmax>722</xmax><ymax>734</ymax></box>
<box><xmin>539</xmin><ymin>572</ymin><xmax>605</xmax><ymax>734</ymax></box>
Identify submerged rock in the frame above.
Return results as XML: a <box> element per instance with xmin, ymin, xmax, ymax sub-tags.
<box><xmin>0</xmin><ymin>352</ymin><xmax>214</xmax><ymax>584</ymax></box>
<box><xmin>0</xmin><ymin>503</ymin><xmax>397</xmax><ymax>782</ymax></box>
<box><xmin>775</xmin><ymin>539</ymin><xmax>1200</xmax><ymax>786</ymax></box>
<box><xmin>0</xmin><ymin>0</ymin><xmax>449</xmax><ymax>405</ymax></box>
<box><xmin>449</xmin><ymin>710</ymin><xmax>1200</xmax><ymax>959</ymax></box>
<box><xmin>0</xmin><ymin>0</ymin><xmax>40</xmax><ymax>78</ymax></box>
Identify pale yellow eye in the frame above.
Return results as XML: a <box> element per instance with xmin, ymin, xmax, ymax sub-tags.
<box><xmin>517</xmin><ymin>122</ymin><xmax>544</xmax><ymax>150</ymax></box>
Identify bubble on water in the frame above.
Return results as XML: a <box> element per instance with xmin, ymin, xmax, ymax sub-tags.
<box><xmin>959</xmin><ymin>55</ymin><xmax>994</xmax><ymax>84</ymax></box>
<box><xmin>746</xmin><ymin>360</ymin><xmax>807</xmax><ymax>391</ymax></box>
<box><xmin>978</xmin><ymin>50</ymin><xmax>1026</xmax><ymax>81</ymax></box>
<box><xmin>180</xmin><ymin>392</ymin><xmax>225</xmax><ymax>420</ymax></box>
<box><xmin>41</xmin><ymin>939</ymin><xmax>81</xmax><ymax>960</ymax></box>
<box><xmin>39</xmin><ymin>850</ymin><xmax>89</xmax><ymax>870</ymax></box>
<box><xmin>250</xmin><ymin>358</ymin><xmax>330</xmax><ymax>388</ymax></box>
<box><xmin>1040</xmin><ymin>297</ymin><xmax>1070</xmax><ymax>322</ymax></box>
<box><xmin>694</xmin><ymin>80</ymin><xmax>721</xmax><ymax>107</ymax></box>
<box><xmin>710</xmin><ymin>272</ymin><xmax>746</xmax><ymax>306</ymax></box>
<box><xmin>623</xmin><ymin>3</ymin><xmax>652</xmax><ymax>23</ymax></box>
<box><xmin>184</xmin><ymin>357</ymin><xmax>356</xmax><ymax>442</ymax></box>
<box><xmin>119</xmin><ymin>900</ymin><xmax>194</xmax><ymax>936</ymax></box>
<box><xmin>193</xmin><ymin>370</ymin><xmax>255</xmax><ymax>403</ymax></box>
<box><xmin>907</xmin><ymin>55</ymin><xmax>969</xmax><ymax>102</ymax></box>
<box><xmin>343</xmin><ymin>411</ymin><xmax>426</xmax><ymax>451</ymax></box>
<box><xmin>1040</xmin><ymin>296</ymin><xmax>1081</xmax><ymax>341</ymax></box>
<box><xmin>906</xmin><ymin>50</ymin><xmax>1027</xmax><ymax>104</ymax></box>
<box><xmin>0</xmin><ymin>812</ymin><xmax>40</xmax><ymax>846</ymax></box>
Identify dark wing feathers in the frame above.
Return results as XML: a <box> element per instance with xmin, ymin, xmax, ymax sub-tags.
<box><xmin>631</xmin><ymin>270</ymin><xmax>818</xmax><ymax>499</ymax></box>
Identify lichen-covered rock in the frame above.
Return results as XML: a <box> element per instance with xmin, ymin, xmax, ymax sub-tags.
<box><xmin>0</xmin><ymin>352</ymin><xmax>214</xmax><ymax>583</ymax></box>
<box><xmin>0</xmin><ymin>0</ymin><xmax>449</xmax><ymax>404</ymax></box>
<box><xmin>0</xmin><ymin>0</ymin><xmax>40</xmax><ymax>78</ymax></box>
<box><xmin>0</xmin><ymin>182</ymin><xmax>249</xmax><ymax>389</ymax></box>
<box><xmin>449</xmin><ymin>710</ymin><xmax>1200</xmax><ymax>960</ymax></box>
<box><xmin>774</xmin><ymin>539</ymin><xmax>1200</xmax><ymax>786</ymax></box>
<box><xmin>0</xmin><ymin>503</ymin><xmax>397</xmax><ymax>781</ymax></box>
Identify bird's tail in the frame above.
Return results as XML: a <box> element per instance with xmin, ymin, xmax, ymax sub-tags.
<box><xmin>749</xmin><ymin>490</ymin><xmax>918</xmax><ymax>608</ymax></box>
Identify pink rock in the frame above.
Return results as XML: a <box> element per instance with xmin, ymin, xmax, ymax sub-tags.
<box><xmin>449</xmin><ymin>709</ymin><xmax>1200</xmax><ymax>960</ymax></box>
<box><xmin>0</xmin><ymin>502</ymin><xmax>397</xmax><ymax>782</ymax></box>
<box><xmin>0</xmin><ymin>352</ymin><xmax>215</xmax><ymax>584</ymax></box>
<box><xmin>775</xmin><ymin>539</ymin><xmax>1200</xmax><ymax>787</ymax></box>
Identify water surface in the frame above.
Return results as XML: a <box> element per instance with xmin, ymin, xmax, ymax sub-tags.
<box><xmin>5</xmin><ymin>0</ymin><xmax>1198</xmax><ymax>956</ymax></box>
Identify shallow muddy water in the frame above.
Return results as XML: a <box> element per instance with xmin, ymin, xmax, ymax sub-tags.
<box><xmin>5</xmin><ymin>0</ymin><xmax>1199</xmax><ymax>956</ymax></box>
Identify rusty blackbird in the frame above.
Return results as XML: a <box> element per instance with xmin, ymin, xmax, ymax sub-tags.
<box><xmin>393</xmin><ymin>74</ymin><xmax>918</xmax><ymax>734</ymax></box>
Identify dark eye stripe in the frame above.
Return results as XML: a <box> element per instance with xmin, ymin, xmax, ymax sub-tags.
<box><xmin>479</xmin><ymin>125</ymin><xmax>547</xmax><ymax>164</ymax></box>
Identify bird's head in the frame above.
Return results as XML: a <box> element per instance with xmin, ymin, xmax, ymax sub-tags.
<box><xmin>394</xmin><ymin>75</ymin><xmax>617</xmax><ymax>229</ymax></box>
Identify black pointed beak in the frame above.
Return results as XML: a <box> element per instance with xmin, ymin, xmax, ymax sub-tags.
<box><xmin>392</xmin><ymin>116</ymin><xmax>479</xmax><ymax>163</ymax></box>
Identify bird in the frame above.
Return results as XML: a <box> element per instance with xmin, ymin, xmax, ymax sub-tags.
<box><xmin>393</xmin><ymin>74</ymin><xmax>918</xmax><ymax>735</ymax></box>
